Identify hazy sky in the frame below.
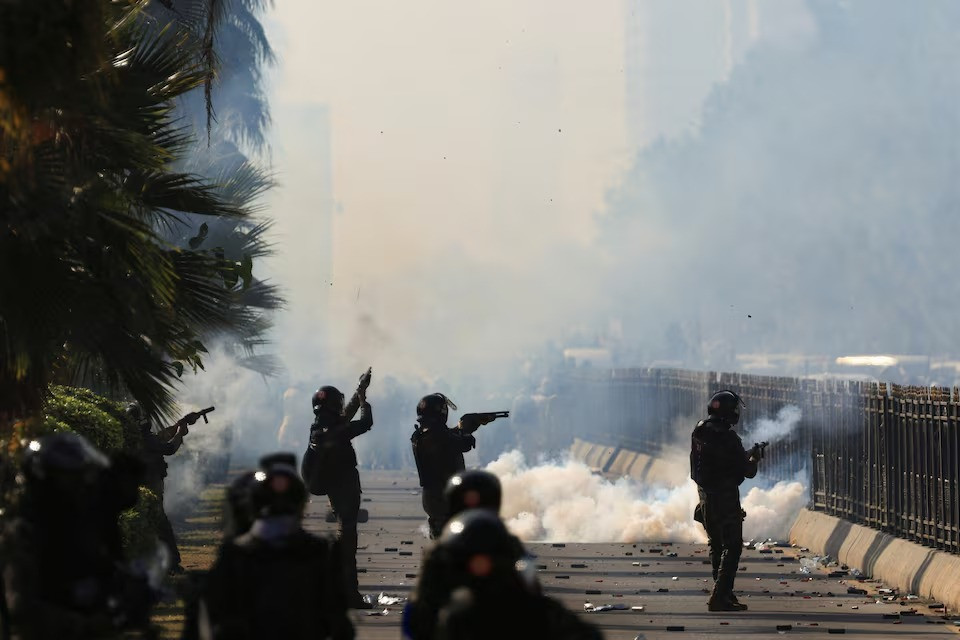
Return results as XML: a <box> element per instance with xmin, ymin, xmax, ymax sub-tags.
<box><xmin>263</xmin><ymin>1</ymin><xmax>632</xmax><ymax>379</ymax></box>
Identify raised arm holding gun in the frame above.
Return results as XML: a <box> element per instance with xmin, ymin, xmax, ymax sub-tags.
<box><xmin>456</xmin><ymin>410</ymin><xmax>510</xmax><ymax>435</ymax></box>
<box><xmin>125</xmin><ymin>402</ymin><xmax>217</xmax><ymax>574</ymax></box>
<box><xmin>156</xmin><ymin>406</ymin><xmax>216</xmax><ymax>440</ymax></box>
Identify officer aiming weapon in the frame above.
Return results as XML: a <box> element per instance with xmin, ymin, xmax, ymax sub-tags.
<box><xmin>158</xmin><ymin>406</ymin><xmax>215</xmax><ymax>439</ymax></box>
<box><xmin>457</xmin><ymin>411</ymin><xmax>510</xmax><ymax>435</ymax></box>
<box><xmin>749</xmin><ymin>441</ymin><xmax>769</xmax><ymax>460</ymax></box>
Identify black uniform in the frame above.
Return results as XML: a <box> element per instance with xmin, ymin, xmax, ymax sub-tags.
<box><xmin>436</xmin><ymin>584</ymin><xmax>602</xmax><ymax>640</ymax></box>
<box><xmin>407</xmin><ymin>533</ymin><xmax>531</xmax><ymax>640</ymax></box>
<box><xmin>412</xmin><ymin>510</ymin><xmax>599</xmax><ymax>640</ymax></box>
<box><xmin>202</xmin><ymin>527</ymin><xmax>354</xmax><ymax>640</ymax></box>
<box><xmin>2</xmin><ymin>436</ymin><xmax>152</xmax><ymax>640</ymax></box>
<box><xmin>141</xmin><ymin>425</ymin><xmax>185</xmax><ymax>567</ymax></box>
<box><xmin>690</xmin><ymin>417</ymin><xmax>758</xmax><ymax>604</ymax></box>
<box><xmin>411</xmin><ymin>422</ymin><xmax>475</xmax><ymax>539</ymax></box>
<box><xmin>307</xmin><ymin>392</ymin><xmax>372</xmax><ymax>605</ymax></box>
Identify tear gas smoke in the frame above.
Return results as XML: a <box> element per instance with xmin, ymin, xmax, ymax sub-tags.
<box><xmin>742</xmin><ymin>475</ymin><xmax>808</xmax><ymax>542</ymax></box>
<box><xmin>740</xmin><ymin>406</ymin><xmax>802</xmax><ymax>445</ymax></box>
<box><xmin>486</xmin><ymin>449</ymin><xmax>807</xmax><ymax>544</ymax></box>
<box><xmin>483</xmin><ymin>404</ymin><xmax>810</xmax><ymax>542</ymax></box>
<box><xmin>163</xmin><ymin>347</ymin><xmax>286</xmax><ymax>515</ymax></box>
<box><xmin>488</xmin><ymin>450</ymin><xmax>706</xmax><ymax>543</ymax></box>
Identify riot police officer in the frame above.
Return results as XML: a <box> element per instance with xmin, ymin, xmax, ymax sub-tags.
<box><xmin>690</xmin><ymin>389</ymin><xmax>763</xmax><ymax>612</ymax></box>
<box><xmin>301</xmin><ymin>367</ymin><xmax>373</xmax><ymax>609</ymax></box>
<box><xmin>201</xmin><ymin>453</ymin><xmax>354</xmax><ymax>640</ymax></box>
<box><xmin>406</xmin><ymin>470</ymin><xmax>536</xmax><ymax>640</ymax></box>
<box><xmin>410</xmin><ymin>394</ymin><xmax>478</xmax><ymax>539</ymax></box>
<box><xmin>428</xmin><ymin>510</ymin><xmax>602</xmax><ymax>640</ymax></box>
<box><xmin>126</xmin><ymin>402</ymin><xmax>202</xmax><ymax>573</ymax></box>
<box><xmin>1</xmin><ymin>433</ymin><xmax>153</xmax><ymax>639</ymax></box>
<box><xmin>443</xmin><ymin>469</ymin><xmax>503</xmax><ymax>522</ymax></box>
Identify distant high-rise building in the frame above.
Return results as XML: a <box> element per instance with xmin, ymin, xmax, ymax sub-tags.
<box><xmin>623</xmin><ymin>0</ymin><xmax>760</xmax><ymax>150</ymax></box>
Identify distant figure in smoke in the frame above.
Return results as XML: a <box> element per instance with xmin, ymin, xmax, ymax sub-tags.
<box><xmin>200</xmin><ymin>453</ymin><xmax>354</xmax><ymax>640</ymax></box>
<box><xmin>690</xmin><ymin>390</ymin><xmax>764</xmax><ymax>612</ymax></box>
<box><xmin>410</xmin><ymin>394</ymin><xmax>509</xmax><ymax>539</ymax></box>
<box><xmin>301</xmin><ymin>367</ymin><xmax>374</xmax><ymax>609</ymax></box>
<box><xmin>126</xmin><ymin>401</ymin><xmax>203</xmax><ymax>574</ymax></box>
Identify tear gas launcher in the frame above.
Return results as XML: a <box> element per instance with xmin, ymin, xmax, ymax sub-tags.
<box><xmin>750</xmin><ymin>441</ymin><xmax>769</xmax><ymax>460</ymax></box>
<box><xmin>457</xmin><ymin>411</ymin><xmax>510</xmax><ymax>435</ymax></box>
<box><xmin>159</xmin><ymin>406</ymin><xmax>215</xmax><ymax>439</ymax></box>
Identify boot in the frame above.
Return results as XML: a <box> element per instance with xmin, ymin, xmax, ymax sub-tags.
<box><xmin>707</xmin><ymin>586</ymin><xmax>743</xmax><ymax>612</ymax></box>
<box><xmin>727</xmin><ymin>593</ymin><xmax>748</xmax><ymax>611</ymax></box>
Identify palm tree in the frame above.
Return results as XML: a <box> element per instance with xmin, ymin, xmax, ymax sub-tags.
<box><xmin>0</xmin><ymin>0</ymin><xmax>272</xmax><ymax>428</ymax></box>
<box><xmin>146</xmin><ymin>0</ymin><xmax>284</xmax><ymax>375</ymax></box>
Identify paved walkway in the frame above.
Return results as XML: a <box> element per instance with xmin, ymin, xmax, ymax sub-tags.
<box><xmin>304</xmin><ymin>471</ymin><xmax>959</xmax><ymax>640</ymax></box>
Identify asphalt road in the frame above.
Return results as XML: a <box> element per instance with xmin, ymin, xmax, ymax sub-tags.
<box><xmin>302</xmin><ymin>471</ymin><xmax>959</xmax><ymax>640</ymax></box>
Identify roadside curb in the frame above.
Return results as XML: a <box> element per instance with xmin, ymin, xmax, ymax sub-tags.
<box><xmin>790</xmin><ymin>508</ymin><xmax>960</xmax><ymax>614</ymax></box>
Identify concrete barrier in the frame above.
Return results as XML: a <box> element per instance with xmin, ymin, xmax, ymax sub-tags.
<box><xmin>790</xmin><ymin>508</ymin><xmax>960</xmax><ymax>612</ymax></box>
<box><xmin>569</xmin><ymin>439</ymin><xmax>619</xmax><ymax>472</ymax></box>
<box><xmin>570</xmin><ymin>440</ymin><xmax>691</xmax><ymax>487</ymax></box>
<box><xmin>569</xmin><ymin>438</ymin><xmax>593</xmax><ymax>461</ymax></box>
<box><xmin>606</xmin><ymin>448</ymin><xmax>640</xmax><ymax>475</ymax></box>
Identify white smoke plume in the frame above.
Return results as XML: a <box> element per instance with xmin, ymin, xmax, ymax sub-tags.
<box><xmin>486</xmin><ymin>403</ymin><xmax>810</xmax><ymax>543</ymax></box>
<box><xmin>487</xmin><ymin>450</ymin><xmax>706</xmax><ymax>543</ymax></box>
<box><xmin>163</xmin><ymin>347</ymin><xmax>287</xmax><ymax>514</ymax></box>
<box><xmin>742</xmin><ymin>476</ymin><xmax>808</xmax><ymax>542</ymax></box>
<box><xmin>740</xmin><ymin>405</ymin><xmax>802</xmax><ymax>445</ymax></box>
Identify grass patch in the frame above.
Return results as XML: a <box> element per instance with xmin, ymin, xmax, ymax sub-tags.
<box><xmin>151</xmin><ymin>481</ymin><xmax>228</xmax><ymax>637</ymax></box>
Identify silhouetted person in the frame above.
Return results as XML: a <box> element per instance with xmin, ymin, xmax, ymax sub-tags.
<box><xmin>301</xmin><ymin>367</ymin><xmax>373</xmax><ymax>609</ymax></box>
<box><xmin>690</xmin><ymin>389</ymin><xmax>763</xmax><ymax>611</ymax></box>
<box><xmin>406</xmin><ymin>471</ymin><xmax>537</xmax><ymax>640</ymax></box>
<box><xmin>127</xmin><ymin>402</ymin><xmax>203</xmax><ymax>573</ymax></box>
<box><xmin>201</xmin><ymin>453</ymin><xmax>354</xmax><ymax>640</ymax></box>
<box><xmin>181</xmin><ymin>468</ymin><xmax>259</xmax><ymax>640</ymax></box>
<box><xmin>412</xmin><ymin>394</ymin><xmax>508</xmax><ymax>539</ymax></box>
<box><xmin>1</xmin><ymin>433</ymin><xmax>153</xmax><ymax>639</ymax></box>
<box><xmin>423</xmin><ymin>510</ymin><xmax>601</xmax><ymax>640</ymax></box>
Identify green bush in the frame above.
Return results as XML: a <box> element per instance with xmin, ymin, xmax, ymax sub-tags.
<box><xmin>119</xmin><ymin>486</ymin><xmax>164</xmax><ymax>562</ymax></box>
<box><xmin>42</xmin><ymin>386</ymin><xmax>125</xmax><ymax>453</ymax></box>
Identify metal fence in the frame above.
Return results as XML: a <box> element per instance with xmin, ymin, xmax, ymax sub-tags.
<box><xmin>551</xmin><ymin>367</ymin><xmax>960</xmax><ymax>555</ymax></box>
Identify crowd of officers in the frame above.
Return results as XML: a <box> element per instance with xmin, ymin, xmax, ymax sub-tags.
<box><xmin>0</xmin><ymin>370</ymin><xmax>763</xmax><ymax>638</ymax></box>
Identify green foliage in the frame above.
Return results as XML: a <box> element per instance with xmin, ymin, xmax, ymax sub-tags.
<box><xmin>42</xmin><ymin>387</ymin><xmax>124</xmax><ymax>454</ymax></box>
<box><xmin>119</xmin><ymin>486</ymin><xmax>164</xmax><ymax>561</ymax></box>
<box><xmin>0</xmin><ymin>0</ymin><xmax>279</xmax><ymax>421</ymax></box>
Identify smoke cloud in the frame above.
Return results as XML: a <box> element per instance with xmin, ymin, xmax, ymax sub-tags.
<box><xmin>154</xmin><ymin>2</ymin><xmax>960</xmax><ymax>524</ymax></box>
<box><xmin>487</xmin><ymin>449</ymin><xmax>807</xmax><ymax>544</ymax></box>
<box><xmin>740</xmin><ymin>405</ymin><xmax>802</xmax><ymax>445</ymax></box>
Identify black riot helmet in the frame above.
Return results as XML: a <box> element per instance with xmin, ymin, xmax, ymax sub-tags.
<box><xmin>417</xmin><ymin>393</ymin><xmax>457</xmax><ymax>425</ymax></box>
<box><xmin>125</xmin><ymin>401</ymin><xmax>151</xmax><ymax>429</ymax></box>
<box><xmin>24</xmin><ymin>432</ymin><xmax>109</xmax><ymax>485</ymax></box>
<box><xmin>707</xmin><ymin>389</ymin><xmax>745</xmax><ymax>425</ymax></box>
<box><xmin>445</xmin><ymin>470</ymin><xmax>502</xmax><ymax>518</ymax></box>
<box><xmin>439</xmin><ymin>509</ymin><xmax>517</xmax><ymax>577</ymax></box>
<box><xmin>250</xmin><ymin>452</ymin><xmax>308</xmax><ymax>518</ymax></box>
<box><xmin>312</xmin><ymin>385</ymin><xmax>345</xmax><ymax>416</ymax></box>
